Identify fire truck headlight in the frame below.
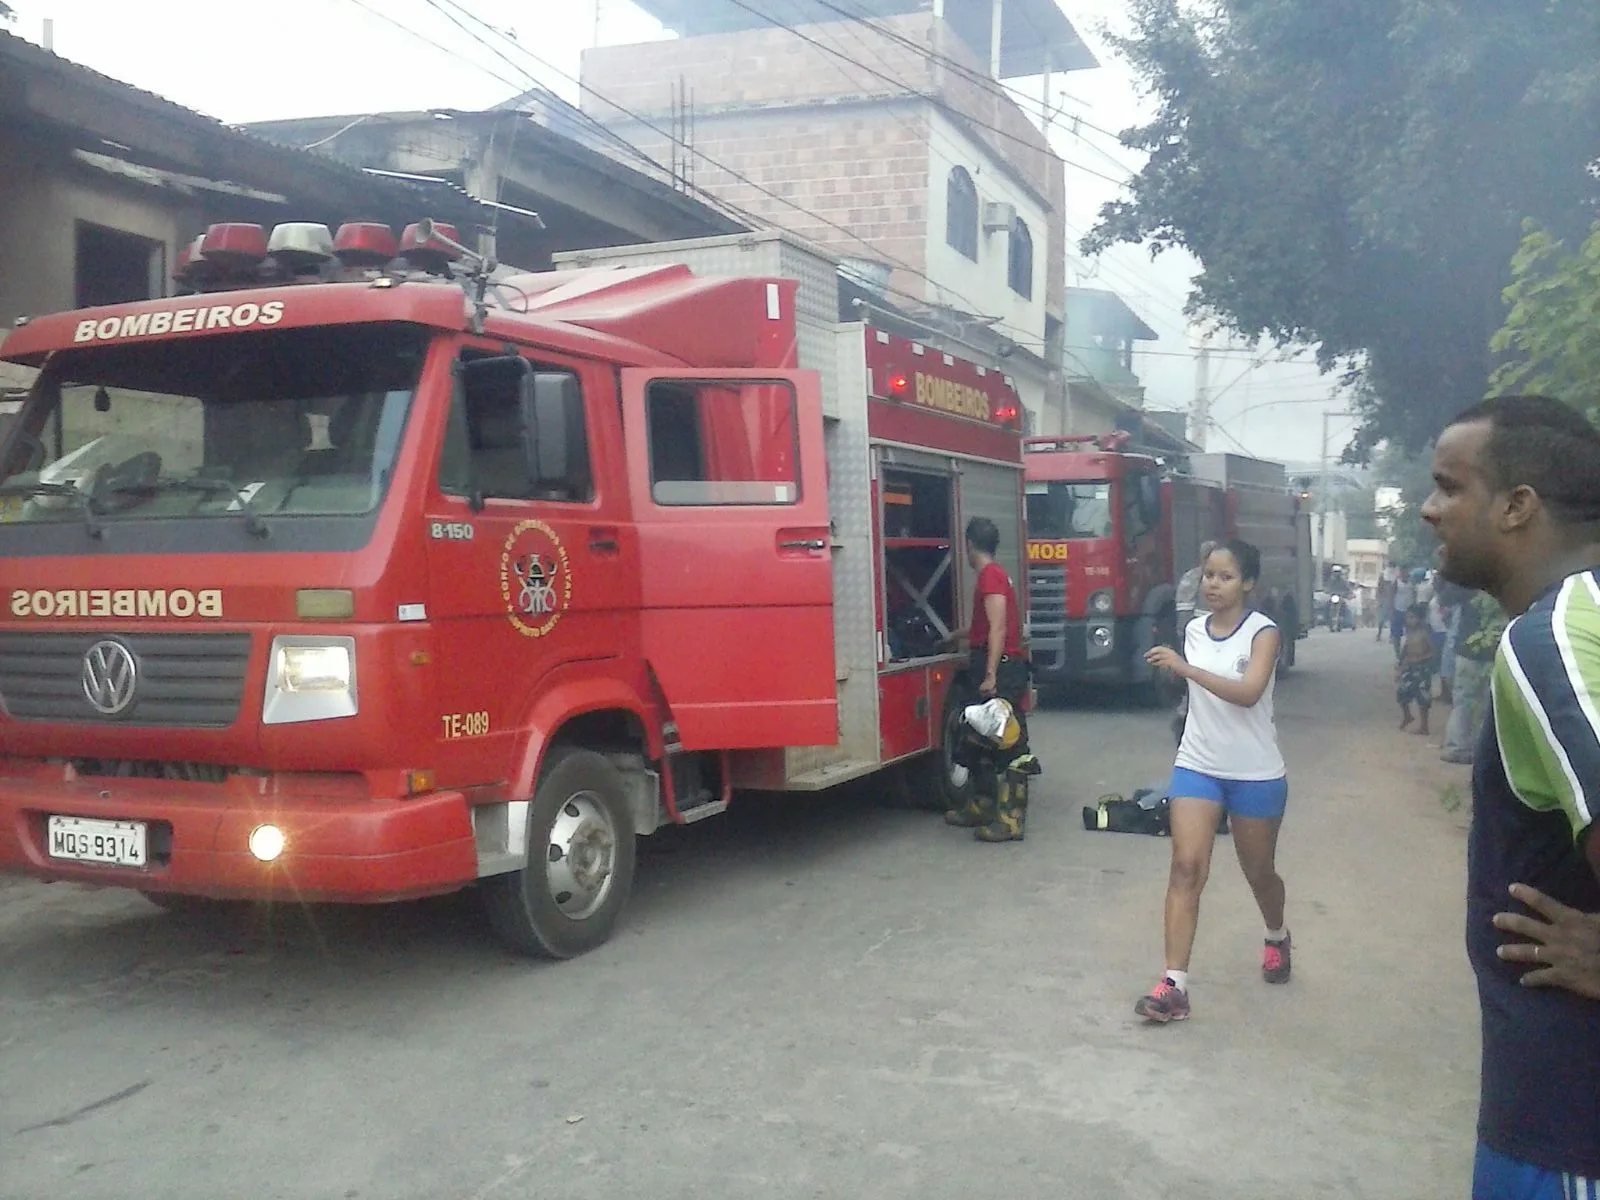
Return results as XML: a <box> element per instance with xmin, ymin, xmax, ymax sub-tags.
<box><xmin>1090</xmin><ymin>625</ymin><xmax>1114</xmax><ymax>650</ymax></box>
<box><xmin>263</xmin><ymin>636</ymin><xmax>358</xmax><ymax>724</ymax></box>
<box><xmin>1089</xmin><ymin>589</ymin><xmax>1114</xmax><ymax>615</ymax></box>
<box><xmin>248</xmin><ymin>824</ymin><xmax>286</xmax><ymax>863</ymax></box>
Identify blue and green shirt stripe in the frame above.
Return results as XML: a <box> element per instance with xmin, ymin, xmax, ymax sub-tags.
<box><xmin>1492</xmin><ymin>570</ymin><xmax>1600</xmax><ymax>841</ymax></box>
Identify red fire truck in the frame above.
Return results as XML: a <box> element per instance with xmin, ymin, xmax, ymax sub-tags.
<box><xmin>1024</xmin><ymin>433</ymin><xmax>1311</xmax><ymax>698</ymax></box>
<box><xmin>0</xmin><ymin>223</ymin><xmax>1025</xmax><ymax>957</ymax></box>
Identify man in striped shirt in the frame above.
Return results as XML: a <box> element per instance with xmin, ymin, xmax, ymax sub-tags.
<box><xmin>1423</xmin><ymin>395</ymin><xmax>1600</xmax><ymax>1199</ymax></box>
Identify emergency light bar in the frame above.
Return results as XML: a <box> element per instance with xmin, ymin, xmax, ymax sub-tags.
<box><xmin>168</xmin><ymin>219</ymin><xmax>473</xmax><ymax>294</ymax></box>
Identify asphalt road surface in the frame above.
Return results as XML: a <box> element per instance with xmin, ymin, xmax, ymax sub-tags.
<box><xmin>0</xmin><ymin>630</ymin><xmax>1479</xmax><ymax>1200</ymax></box>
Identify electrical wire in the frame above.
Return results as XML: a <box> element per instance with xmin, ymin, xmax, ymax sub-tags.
<box><xmin>717</xmin><ymin>0</ymin><xmax>1133</xmax><ymax>187</ymax></box>
<box><xmin>340</xmin><ymin>0</ymin><xmax>1181</xmax><ymax>377</ymax></box>
<box><xmin>813</xmin><ymin>0</ymin><xmax>1132</xmax><ymax>146</ymax></box>
<box><xmin>428</xmin><ymin>0</ymin><xmax>1032</xmax><ymax>335</ymax></box>
<box><xmin>339</xmin><ymin>0</ymin><xmax>531</xmax><ymax>95</ymax></box>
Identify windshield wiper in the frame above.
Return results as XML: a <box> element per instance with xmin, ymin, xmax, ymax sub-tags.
<box><xmin>0</xmin><ymin>480</ymin><xmax>104</xmax><ymax>539</ymax></box>
<box><xmin>142</xmin><ymin>473</ymin><xmax>273</xmax><ymax>540</ymax></box>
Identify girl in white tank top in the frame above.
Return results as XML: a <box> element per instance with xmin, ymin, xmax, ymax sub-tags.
<box><xmin>1133</xmin><ymin>540</ymin><xmax>1293</xmax><ymax>1024</ymax></box>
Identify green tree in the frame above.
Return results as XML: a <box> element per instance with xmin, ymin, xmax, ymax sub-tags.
<box><xmin>1375</xmin><ymin>443</ymin><xmax>1437</xmax><ymax>570</ymax></box>
<box><xmin>1343</xmin><ymin>486</ymin><xmax>1381</xmax><ymax>541</ymax></box>
<box><xmin>1490</xmin><ymin>221</ymin><xmax>1600</xmax><ymax>416</ymax></box>
<box><xmin>1085</xmin><ymin>0</ymin><xmax>1600</xmax><ymax>456</ymax></box>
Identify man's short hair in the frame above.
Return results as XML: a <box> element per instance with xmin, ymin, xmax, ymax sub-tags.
<box><xmin>965</xmin><ymin>516</ymin><xmax>1000</xmax><ymax>555</ymax></box>
<box><xmin>1449</xmin><ymin>395</ymin><xmax>1600</xmax><ymax>527</ymax></box>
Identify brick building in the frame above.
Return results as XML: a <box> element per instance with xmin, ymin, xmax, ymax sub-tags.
<box><xmin>580</xmin><ymin>0</ymin><xmax>1097</xmax><ymax>432</ymax></box>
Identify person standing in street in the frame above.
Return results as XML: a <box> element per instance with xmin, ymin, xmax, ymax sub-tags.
<box><xmin>1134</xmin><ymin>539</ymin><xmax>1291</xmax><ymax>1023</ymax></box>
<box><xmin>1440</xmin><ymin>587</ymin><xmax>1506</xmax><ymax>766</ymax></box>
<box><xmin>1392</xmin><ymin>570</ymin><xmax>1418</xmax><ymax>657</ymax></box>
<box><xmin>1421</xmin><ymin>394</ymin><xmax>1600</xmax><ymax>1196</ymax></box>
<box><xmin>943</xmin><ymin>517</ymin><xmax>1038</xmax><ymax>843</ymax></box>
<box><xmin>1396</xmin><ymin>603</ymin><xmax>1438</xmax><ymax>736</ymax></box>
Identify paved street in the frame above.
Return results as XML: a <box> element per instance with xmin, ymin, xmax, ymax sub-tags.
<box><xmin>1</xmin><ymin>631</ymin><xmax>1479</xmax><ymax>1200</ymax></box>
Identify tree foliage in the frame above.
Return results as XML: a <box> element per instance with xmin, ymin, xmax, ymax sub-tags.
<box><xmin>1375</xmin><ymin>443</ymin><xmax>1437</xmax><ymax>570</ymax></box>
<box><xmin>1489</xmin><ymin>221</ymin><xmax>1600</xmax><ymax>415</ymax></box>
<box><xmin>1086</xmin><ymin>0</ymin><xmax>1600</xmax><ymax>457</ymax></box>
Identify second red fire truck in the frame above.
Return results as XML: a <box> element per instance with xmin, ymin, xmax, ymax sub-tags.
<box><xmin>1024</xmin><ymin>433</ymin><xmax>1312</xmax><ymax>699</ymax></box>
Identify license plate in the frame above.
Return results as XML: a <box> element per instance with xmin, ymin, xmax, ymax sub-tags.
<box><xmin>47</xmin><ymin>816</ymin><xmax>148</xmax><ymax>868</ymax></box>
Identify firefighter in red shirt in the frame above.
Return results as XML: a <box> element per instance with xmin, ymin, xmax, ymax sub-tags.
<box><xmin>945</xmin><ymin>517</ymin><xmax>1039</xmax><ymax>842</ymax></box>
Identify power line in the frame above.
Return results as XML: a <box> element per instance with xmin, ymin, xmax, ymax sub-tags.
<box><xmin>815</xmin><ymin>0</ymin><xmax>1132</xmax><ymax>147</ymax></box>
<box><xmin>404</xmin><ymin>0</ymin><xmax>1013</xmax><ymax>335</ymax></box>
<box><xmin>701</xmin><ymin>0</ymin><xmax>972</xmax><ymax>312</ymax></box>
<box><xmin>434</xmin><ymin>0</ymin><xmax>1139</xmax><ymax>363</ymax></box>
<box><xmin>719</xmin><ymin>0</ymin><xmax>1133</xmax><ymax>187</ymax></box>
<box><xmin>339</xmin><ymin>0</ymin><xmax>530</xmax><ymax>95</ymax></box>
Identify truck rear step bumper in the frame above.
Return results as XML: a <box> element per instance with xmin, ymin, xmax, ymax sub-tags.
<box><xmin>0</xmin><ymin>776</ymin><xmax>478</xmax><ymax>903</ymax></box>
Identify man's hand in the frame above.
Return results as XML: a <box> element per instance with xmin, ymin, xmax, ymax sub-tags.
<box><xmin>1144</xmin><ymin>646</ymin><xmax>1188</xmax><ymax>678</ymax></box>
<box><xmin>979</xmin><ymin>673</ymin><xmax>998</xmax><ymax>698</ymax></box>
<box><xmin>1493</xmin><ymin>883</ymin><xmax>1600</xmax><ymax>1001</ymax></box>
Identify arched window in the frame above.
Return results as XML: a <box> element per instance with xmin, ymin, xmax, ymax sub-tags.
<box><xmin>1008</xmin><ymin>216</ymin><xmax>1033</xmax><ymax>298</ymax></box>
<box><xmin>945</xmin><ymin>167</ymin><xmax>977</xmax><ymax>261</ymax></box>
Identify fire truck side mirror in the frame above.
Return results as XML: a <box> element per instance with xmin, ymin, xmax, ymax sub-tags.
<box><xmin>1139</xmin><ymin>476</ymin><xmax>1163</xmax><ymax>526</ymax></box>
<box><xmin>520</xmin><ymin>372</ymin><xmax>584</xmax><ymax>495</ymax></box>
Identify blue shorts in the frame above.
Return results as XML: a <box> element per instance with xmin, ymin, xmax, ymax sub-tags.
<box><xmin>1169</xmin><ymin>767</ymin><xmax>1288</xmax><ymax>820</ymax></box>
<box><xmin>1473</xmin><ymin>1142</ymin><xmax>1599</xmax><ymax>1200</ymax></box>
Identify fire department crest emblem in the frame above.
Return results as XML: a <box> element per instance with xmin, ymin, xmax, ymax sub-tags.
<box><xmin>499</xmin><ymin>520</ymin><xmax>572</xmax><ymax>638</ymax></box>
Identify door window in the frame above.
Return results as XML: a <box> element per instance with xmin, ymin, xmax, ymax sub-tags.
<box><xmin>439</xmin><ymin>354</ymin><xmax>592</xmax><ymax>503</ymax></box>
<box><xmin>645</xmin><ymin>379</ymin><xmax>799</xmax><ymax>506</ymax></box>
<box><xmin>1122</xmin><ymin>476</ymin><xmax>1156</xmax><ymax>547</ymax></box>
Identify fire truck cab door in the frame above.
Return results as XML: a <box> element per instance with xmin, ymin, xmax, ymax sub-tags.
<box><xmin>621</xmin><ymin>368</ymin><xmax>836</xmax><ymax>751</ymax></box>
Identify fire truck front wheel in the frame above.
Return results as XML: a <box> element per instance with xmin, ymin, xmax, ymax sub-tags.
<box><xmin>482</xmin><ymin>748</ymin><xmax>638</xmax><ymax>959</ymax></box>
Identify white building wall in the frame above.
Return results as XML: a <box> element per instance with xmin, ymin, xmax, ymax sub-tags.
<box><xmin>923</xmin><ymin>110</ymin><xmax>1049</xmax><ymax>427</ymax></box>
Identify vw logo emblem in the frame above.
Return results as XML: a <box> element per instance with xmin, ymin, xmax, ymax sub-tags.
<box><xmin>81</xmin><ymin>640</ymin><xmax>138</xmax><ymax>716</ymax></box>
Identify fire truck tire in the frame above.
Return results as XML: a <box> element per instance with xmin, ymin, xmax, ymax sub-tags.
<box><xmin>482</xmin><ymin>747</ymin><xmax>637</xmax><ymax>960</ymax></box>
<box><xmin>1276</xmin><ymin>611</ymin><xmax>1298</xmax><ymax>676</ymax></box>
<box><xmin>904</xmin><ymin>688</ymin><xmax>977</xmax><ymax>812</ymax></box>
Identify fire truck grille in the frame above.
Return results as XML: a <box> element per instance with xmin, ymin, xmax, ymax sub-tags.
<box><xmin>1028</xmin><ymin>565</ymin><xmax>1067</xmax><ymax>628</ymax></box>
<box><xmin>70</xmin><ymin>759</ymin><xmax>234</xmax><ymax>784</ymax></box>
<box><xmin>0</xmin><ymin>633</ymin><xmax>252</xmax><ymax>729</ymax></box>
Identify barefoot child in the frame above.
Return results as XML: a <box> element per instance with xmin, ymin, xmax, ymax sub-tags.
<box><xmin>1396</xmin><ymin>603</ymin><xmax>1435</xmax><ymax>734</ymax></box>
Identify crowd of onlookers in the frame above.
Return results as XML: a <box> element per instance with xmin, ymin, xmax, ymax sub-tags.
<box><xmin>1373</xmin><ymin>564</ymin><xmax>1506</xmax><ymax>762</ymax></box>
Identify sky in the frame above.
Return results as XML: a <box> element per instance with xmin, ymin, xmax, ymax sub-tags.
<box><xmin>6</xmin><ymin>0</ymin><xmax>1355</xmax><ymax>461</ymax></box>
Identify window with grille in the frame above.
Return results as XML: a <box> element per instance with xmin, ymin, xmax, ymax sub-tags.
<box><xmin>946</xmin><ymin>168</ymin><xmax>978</xmax><ymax>261</ymax></box>
<box><xmin>1008</xmin><ymin>216</ymin><xmax>1033</xmax><ymax>298</ymax></box>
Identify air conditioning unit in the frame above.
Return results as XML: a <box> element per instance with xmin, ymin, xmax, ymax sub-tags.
<box><xmin>982</xmin><ymin>201</ymin><xmax>1016</xmax><ymax>234</ymax></box>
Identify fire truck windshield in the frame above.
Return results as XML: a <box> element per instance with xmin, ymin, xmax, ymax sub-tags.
<box><xmin>0</xmin><ymin>323</ymin><xmax>427</xmax><ymax>534</ymax></box>
<box><xmin>1025</xmin><ymin>480</ymin><xmax>1114</xmax><ymax>539</ymax></box>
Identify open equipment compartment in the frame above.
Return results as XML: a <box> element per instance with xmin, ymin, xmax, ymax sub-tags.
<box><xmin>881</xmin><ymin>464</ymin><xmax>957</xmax><ymax>661</ymax></box>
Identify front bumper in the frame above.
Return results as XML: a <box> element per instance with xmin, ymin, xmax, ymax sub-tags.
<box><xmin>1029</xmin><ymin>617</ymin><xmax>1135</xmax><ymax>686</ymax></box>
<box><xmin>0</xmin><ymin>768</ymin><xmax>478</xmax><ymax>903</ymax></box>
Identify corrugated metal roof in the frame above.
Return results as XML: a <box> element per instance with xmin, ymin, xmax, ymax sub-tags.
<box><xmin>0</xmin><ymin>30</ymin><xmax>538</xmax><ymax>228</ymax></box>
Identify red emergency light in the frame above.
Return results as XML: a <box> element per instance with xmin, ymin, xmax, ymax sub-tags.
<box><xmin>333</xmin><ymin>222</ymin><xmax>399</xmax><ymax>267</ymax></box>
<box><xmin>886</xmin><ymin>371</ymin><xmax>910</xmax><ymax>398</ymax></box>
<box><xmin>199</xmin><ymin>223</ymin><xmax>269</xmax><ymax>269</ymax></box>
<box><xmin>995</xmin><ymin>402</ymin><xmax>1020</xmax><ymax>427</ymax></box>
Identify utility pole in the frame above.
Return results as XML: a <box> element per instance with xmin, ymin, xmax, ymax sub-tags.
<box><xmin>1317</xmin><ymin>410</ymin><xmax>1331</xmax><ymax>586</ymax></box>
<box><xmin>1318</xmin><ymin>406</ymin><xmax>1354</xmax><ymax>587</ymax></box>
<box><xmin>1189</xmin><ymin>326</ymin><xmax>1212</xmax><ymax>449</ymax></box>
